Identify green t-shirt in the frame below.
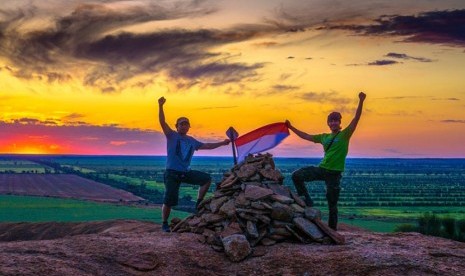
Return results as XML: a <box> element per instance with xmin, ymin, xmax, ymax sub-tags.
<box><xmin>312</xmin><ymin>126</ymin><xmax>354</xmax><ymax>172</ymax></box>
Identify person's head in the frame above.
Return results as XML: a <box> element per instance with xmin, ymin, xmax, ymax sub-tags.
<box><xmin>327</xmin><ymin>112</ymin><xmax>342</xmax><ymax>132</ymax></box>
<box><xmin>175</xmin><ymin>117</ymin><xmax>190</xmax><ymax>134</ymax></box>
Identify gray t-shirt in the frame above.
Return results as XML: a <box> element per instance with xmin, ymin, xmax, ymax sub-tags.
<box><xmin>165</xmin><ymin>130</ymin><xmax>203</xmax><ymax>172</ymax></box>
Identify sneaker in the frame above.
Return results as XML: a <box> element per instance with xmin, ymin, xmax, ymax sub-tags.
<box><xmin>162</xmin><ymin>222</ymin><xmax>171</xmax><ymax>233</ymax></box>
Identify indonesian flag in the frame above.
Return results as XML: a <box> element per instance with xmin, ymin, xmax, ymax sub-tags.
<box><xmin>235</xmin><ymin>122</ymin><xmax>290</xmax><ymax>163</ymax></box>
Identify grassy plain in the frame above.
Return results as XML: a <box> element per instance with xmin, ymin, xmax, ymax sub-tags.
<box><xmin>0</xmin><ymin>195</ymin><xmax>189</xmax><ymax>223</ymax></box>
<box><xmin>0</xmin><ymin>160</ymin><xmax>47</xmax><ymax>173</ymax></box>
<box><xmin>2</xmin><ymin>155</ymin><xmax>465</xmax><ymax>233</ymax></box>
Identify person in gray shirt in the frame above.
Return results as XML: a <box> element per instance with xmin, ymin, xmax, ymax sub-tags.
<box><xmin>158</xmin><ymin>97</ymin><xmax>230</xmax><ymax>232</ymax></box>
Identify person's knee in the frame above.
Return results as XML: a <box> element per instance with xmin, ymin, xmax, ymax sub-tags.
<box><xmin>328</xmin><ymin>203</ymin><xmax>338</xmax><ymax>213</ymax></box>
<box><xmin>202</xmin><ymin>180</ymin><xmax>211</xmax><ymax>188</ymax></box>
<box><xmin>202</xmin><ymin>175</ymin><xmax>212</xmax><ymax>187</ymax></box>
<box><xmin>292</xmin><ymin>171</ymin><xmax>303</xmax><ymax>183</ymax></box>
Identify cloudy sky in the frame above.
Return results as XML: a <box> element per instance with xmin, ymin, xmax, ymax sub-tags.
<box><xmin>1</xmin><ymin>0</ymin><xmax>464</xmax><ymax>157</ymax></box>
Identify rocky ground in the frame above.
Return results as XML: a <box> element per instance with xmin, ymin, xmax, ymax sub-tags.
<box><xmin>1</xmin><ymin>220</ymin><xmax>464</xmax><ymax>276</ymax></box>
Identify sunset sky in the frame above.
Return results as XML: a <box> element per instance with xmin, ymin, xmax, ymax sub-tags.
<box><xmin>1</xmin><ymin>0</ymin><xmax>464</xmax><ymax>157</ymax></box>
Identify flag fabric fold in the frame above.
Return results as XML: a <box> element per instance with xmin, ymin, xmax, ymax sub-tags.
<box><xmin>235</xmin><ymin>122</ymin><xmax>289</xmax><ymax>162</ymax></box>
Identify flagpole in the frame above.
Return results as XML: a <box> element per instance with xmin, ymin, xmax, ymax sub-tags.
<box><xmin>231</xmin><ymin>140</ymin><xmax>237</xmax><ymax>165</ymax></box>
<box><xmin>226</xmin><ymin>127</ymin><xmax>239</xmax><ymax>165</ymax></box>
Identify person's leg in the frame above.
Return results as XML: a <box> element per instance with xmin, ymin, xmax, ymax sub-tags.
<box><xmin>162</xmin><ymin>204</ymin><xmax>171</xmax><ymax>223</ymax></box>
<box><xmin>325</xmin><ymin>171</ymin><xmax>342</xmax><ymax>230</ymax></box>
<box><xmin>162</xmin><ymin>170</ymin><xmax>181</xmax><ymax>231</ymax></box>
<box><xmin>197</xmin><ymin>181</ymin><xmax>211</xmax><ymax>203</ymax></box>
<box><xmin>184</xmin><ymin>170</ymin><xmax>212</xmax><ymax>209</ymax></box>
<box><xmin>291</xmin><ymin>166</ymin><xmax>325</xmax><ymax>206</ymax></box>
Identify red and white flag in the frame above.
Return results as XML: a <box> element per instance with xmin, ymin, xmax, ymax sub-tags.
<box><xmin>235</xmin><ymin>122</ymin><xmax>290</xmax><ymax>162</ymax></box>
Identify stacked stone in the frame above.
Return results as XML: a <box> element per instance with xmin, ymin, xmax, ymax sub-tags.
<box><xmin>172</xmin><ymin>153</ymin><xmax>344</xmax><ymax>262</ymax></box>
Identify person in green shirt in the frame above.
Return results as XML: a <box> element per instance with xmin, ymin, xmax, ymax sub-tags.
<box><xmin>285</xmin><ymin>92</ymin><xmax>366</xmax><ymax>230</ymax></box>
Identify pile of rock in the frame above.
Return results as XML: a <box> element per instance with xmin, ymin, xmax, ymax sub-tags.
<box><xmin>172</xmin><ymin>153</ymin><xmax>344</xmax><ymax>262</ymax></box>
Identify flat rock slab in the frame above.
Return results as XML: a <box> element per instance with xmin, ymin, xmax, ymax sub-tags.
<box><xmin>259</xmin><ymin>169</ymin><xmax>283</xmax><ymax>182</ymax></box>
<box><xmin>210</xmin><ymin>196</ymin><xmax>229</xmax><ymax>213</ymax></box>
<box><xmin>268</xmin><ymin>184</ymin><xmax>291</xmax><ymax>197</ymax></box>
<box><xmin>304</xmin><ymin>207</ymin><xmax>322</xmax><ymax>220</ymax></box>
<box><xmin>187</xmin><ymin>217</ymin><xmax>202</xmax><ymax>227</ymax></box>
<box><xmin>219</xmin><ymin>199</ymin><xmax>236</xmax><ymax>217</ymax></box>
<box><xmin>313</xmin><ymin>218</ymin><xmax>345</xmax><ymax>245</ymax></box>
<box><xmin>202</xmin><ymin>214</ymin><xmax>224</xmax><ymax>224</ymax></box>
<box><xmin>235</xmin><ymin>192</ymin><xmax>251</xmax><ymax>206</ymax></box>
<box><xmin>246</xmin><ymin>221</ymin><xmax>259</xmax><ymax>239</ymax></box>
<box><xmin>220</xmin><ymin>222</ymin><xmax>242</xmax><ymax>238</ymax></box>
<box><xmin>293</xmin><ymin>217</ymin><xmax>325</xmax><ymax>241</ymax></box>
<box><xmin>271</xmin><ymin>202</ymin><xmax>294</xmax><ymax>222</ymax></box>
<box><xmin>290</xmin><ymin>191</ymin><xmax>306</xmax><ymax>207</ymax></box>
<box><xmin>270</xmin><ymin>194</ymin><xmax>294</xmax><ymax>204</ymax></box>
<box><xmin>244</xmin><ymin>185</ymin><xmax>273</xmax><ymax>201</ymax></box>
<box><xmin>236</xmin><ymin>164</ymin><xmax>257</xmax><ymax>179</ymax></box>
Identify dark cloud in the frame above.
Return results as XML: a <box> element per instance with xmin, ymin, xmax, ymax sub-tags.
<box><xmin>299</xmin><ymin>91</ymin><xmax>351</xmax><ymax>105</ymax></box>
<box><xmin>348</xmin><ymin>59</ymin><xmax>399</xmax><ymax>66</ymax></box>
<box><xmin>323</xmin><ymin>9</ymin><xmax>465</xmax><ymax>47</ymax></box>
<box><xmin>440</xmin><ymin>119</ymin><xmax>465</xmax><ymax>123</ymax></box>
<box><xmin>368</xmin><ymin>60</ymin><xmax>399</xmax><ymax>66</ymax></box>
<box><xmin>272</xmin><ymin>85</ymin><xmax>299</xmax><ymax>92</ymax></box>
<box><xmin>0</xmin><ymin>2</ymin><xmax>266</xmax><ymax>91</ymax></box>
<box><xmin>375</xmin><ymin>96</ymin><xmax>461</xmax><ymax>102</ymax></box>
<box><xmin>385</xmin><ymin>52</ymin><xmax>433</xmax><ymax>62</ymax></box>
<box><xmin>195</xmin><ymin>106</ymin><xmax>238</xmax><ymax>110</ymax></box>
<box><xmin>375</xmin><ymin>96</ymin><xmax>426</xmax><ymax>100</ymax></box>
<box><xmin>432</xmin><ymin>97</ymin><xmax>460</xmax><ymax>101</ymax></box>
<box><xmin>253</xmin><ymin>41</ymin><xmax>279</xmax><ymax>47</ymax></box>
<box><xmin>255</xmin><ymin>84</ymin><xmax>300</xmax><ymax>97</ymax></box>
<box><xmin>62</xmin><ymin>113</ymin><xmax>85</xmax><ymax>121</ymax></box>
<box><xmin>279</xmin><ymin>73</ymin><xmax>292</xmax><ymax>81</ymax></box>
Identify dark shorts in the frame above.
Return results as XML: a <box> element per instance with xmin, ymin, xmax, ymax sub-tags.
<box><xmin>163</xmin><ymin>169</ymin><xmax>211</xmax><ymax>207</ymax></box>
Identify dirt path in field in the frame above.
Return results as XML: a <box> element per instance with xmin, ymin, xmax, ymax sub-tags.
<box><xmin>0</xmin><ymin>174</ymin><xmax>144</xmax><ymax>202</ymax></box>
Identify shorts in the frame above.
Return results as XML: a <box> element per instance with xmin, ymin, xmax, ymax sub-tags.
<box><xmin>163</xmin><ymin>169</ymin><xmax>211</xmax><ymax>207</ymax></box>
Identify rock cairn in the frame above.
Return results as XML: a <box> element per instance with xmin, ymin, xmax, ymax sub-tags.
<box><xmin>172</xmin><ymin>153</ymin><xmax>345</xmax><ymax>262</ymax></box>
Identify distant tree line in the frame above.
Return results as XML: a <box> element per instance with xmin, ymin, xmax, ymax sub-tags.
<box><xmin>395</xmin><ymin>213</ymin><xmax>465</xmax><ymax>242</ymax></box>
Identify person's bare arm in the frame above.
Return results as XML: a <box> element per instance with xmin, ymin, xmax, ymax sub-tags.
<box><xmin>285</xmin><ymin>120</ymin><xmax>315</xmax><ymax>142</ymax></box>
<box><xmin>348</xmin><ymin>92</ymin><xmax>366</xmax><ymax>133</ymax></box>
<box><xmin>158</xmin><ymin>97</ymin><xmax>172</xmax><ymax>135</ymax></box>
<box><xmin>199</xmin><ymin>139</ymin><xmax>230</xmax><ymax>150</ymax></box>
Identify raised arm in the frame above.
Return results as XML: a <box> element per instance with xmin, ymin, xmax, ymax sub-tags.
<box><xmin>348</xmin><ymin>92</ymin><xmax>366</xmax><ymax>132</ymax></box>
<box><xmin>199</xmin><ymin>139</ymin><xmax>230</xmax><ymax>150</ymax></box>
<box><xmin>158</xmin><ymin>96</ymin><xmax>172</xmax><ymax>135</ymax></box>
<box><xmin>285</xmin><ymin>120</ymin><xmax>315</xmax><ymax>142</ymax></box>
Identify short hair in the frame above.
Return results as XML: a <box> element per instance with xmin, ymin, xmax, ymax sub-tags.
<box><xmin>327</xmin><ymin>112</ymin><xmax>342</xmax><ymax>122</ymax></box>
<box><xmin>176</xmin><ymin>117</ymin><xmax>190</xmax><ymax>126</ymax></box>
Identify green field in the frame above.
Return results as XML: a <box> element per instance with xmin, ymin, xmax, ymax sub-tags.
<box><xmin>106</xmin><ymin>173</ymin><xmax>207</xmax><ymax>199</ymax></box>
<box><xmin>0</xmin><ymin>160</ymin><xmax>48</xmax><ymax>173</ymax></box>
<box><xmin>340</xmin><ymin>218</ymin><xmax>400</xmax><ymax>232</ymax></box>
<box><xmin>0</xmin><ymin>195</ymin><xmax>190</xmax><ymax>223</ymax></box>
<box><xmin>0</xmin><ymin>195</ymin><xmax>405</xmax><ymax>232</ymax></box>
<box><xmin>339</xmin><ymin>206</ymin><xmax>465</xmax><ymax>220</ymax></box>
<box><xmin>2</xmin><ymin>155</ymin><xmax>465</xmax><ymax>233</ymax></box>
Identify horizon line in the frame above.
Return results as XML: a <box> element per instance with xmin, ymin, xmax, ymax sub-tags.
<box><xmin>1</xmin><ymin>153</ymin><xmax>464</xmax><ymax>160</ymax></box>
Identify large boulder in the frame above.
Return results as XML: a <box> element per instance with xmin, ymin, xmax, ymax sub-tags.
<box><xmin>222</xmin><ymin>234</ymin><xmax>252</xmax><ymax>262</ymax></box>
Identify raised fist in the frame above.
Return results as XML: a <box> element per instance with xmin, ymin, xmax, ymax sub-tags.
<box><xmin>359</xmin><ymin>92</ymin><xmax>366</xmax><ymax>101</ymax></box>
